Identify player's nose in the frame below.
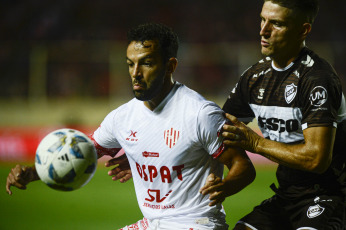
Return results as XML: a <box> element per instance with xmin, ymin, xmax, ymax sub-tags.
<box><xmin>131</xmin><ymin>64</ymin><xmax>142</xmax><ymax>78</ymax></box>
<box><xmin>260</xmin><ymin>21</ymin><xmax>271</xmax><ymax>37</ymax></box>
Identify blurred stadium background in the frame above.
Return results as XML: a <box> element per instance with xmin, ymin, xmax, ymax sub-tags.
<box><xmin>1</xmin><ymin>0</ymin><xmax>345</xmax><ymax>229</ymax></box>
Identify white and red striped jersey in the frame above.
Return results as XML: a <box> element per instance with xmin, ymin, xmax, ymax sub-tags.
<box><xmin>93</xmin><ymin>82</ymin><xmax>228</xmax><ymax>227</ymax></box>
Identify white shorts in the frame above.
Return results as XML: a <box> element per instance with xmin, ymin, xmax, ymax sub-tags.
<box><xmin>119</xmin><ymin>217</ymin><xmax>228</xmax><ymax>230</ymax></box>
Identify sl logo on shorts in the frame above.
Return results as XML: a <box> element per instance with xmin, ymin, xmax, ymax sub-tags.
<box><xmin>307</xmin><ymin>204</ymin><xmax>325</xmax><ymax>218</ymax></box>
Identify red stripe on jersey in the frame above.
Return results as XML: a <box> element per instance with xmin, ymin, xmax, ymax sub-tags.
<box><xmin>211</xmin><ymin>143</ymin><xmax>225</xmax><ymax>159</ymax></box>
<box><xmin>88</xmin><ymin>133</ymin><xmax>121</xmax><ymax>158</ymax></box>
<box><xmin>173</xmin><ymin>130</ymin><xmax>176</xmax><ymax>147</ymax></box>
<box><xmin>170</xmin><ymin>128</ymin><xmax>173</xmax><ymax>148</ymax></box>
<box><xmin>165</xmin><ymin>130</ymin><xmax>167</xmax><ymax>146</ymax></box>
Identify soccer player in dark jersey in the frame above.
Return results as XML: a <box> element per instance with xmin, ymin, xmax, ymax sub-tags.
<box><xmin>220</xmin><ymin>0</ymin><xmax>346</xmax><ymax>229</ymax></box>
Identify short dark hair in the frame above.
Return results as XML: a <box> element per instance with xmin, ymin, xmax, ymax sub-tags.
<box><xmin>264</xmin><ymin>0</ymin><xmax>319</xmax><ymax>23</ymax></box>
<box><xmin>127</xmin><ymin>23</ymin><xmax>179</xmax><ymax>62</ymax></box>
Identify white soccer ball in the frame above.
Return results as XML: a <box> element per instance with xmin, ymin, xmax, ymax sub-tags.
<box><xmin>35</xmin><ymin>128</ymin><xmax>97</xmax><ymax>191</ymax></box>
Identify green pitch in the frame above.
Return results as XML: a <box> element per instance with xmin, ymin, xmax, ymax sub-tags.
<box><xmin>0</xmin><ymin>163</ymin><xmax>277</xmax><ymax>230</ymax></box>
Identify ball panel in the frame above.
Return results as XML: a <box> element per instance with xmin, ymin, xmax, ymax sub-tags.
<box><xmin>47</xmin><ymin>183</ymin><xmax>74</xmax><ymax>191</ymax></box>
<box><xmin>35</xmin><ymin>152</ymin><xmax>42</xmax><ymax>165</ymax></box>
<box><xmin>84</xmin><ymin>162</ymin><xmax>97</xmax><ymax>174</ymax></box>
<box><xmin>48</xmin><ymin>163</ymin><xmax>76</xmax><ymax>184</ymax></box>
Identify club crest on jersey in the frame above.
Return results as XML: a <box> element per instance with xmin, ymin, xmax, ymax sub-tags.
<box><xmin>307</xmin><ymin>204</ymin><xmax>325</xmax><ymax>218</ymax></box>
<box><xmin>309</xmin><ymin>86</ymin><xmax>328</xmax><ymax>107</ymax></box>
<box><xmin>285</xmin><ymin>83</ymin><xmax>297</xmax><ymax>104</ymax></box>
<box><xmin>164</xmin><ymin>128</ymin><xmax>180</xmax><ymax>148</ymax></box>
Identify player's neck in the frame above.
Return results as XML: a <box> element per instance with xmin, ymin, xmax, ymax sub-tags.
<box><xmin>272</xmin><ymin>44</ymin><xmax>305</xmax><ymax>69</ymax></box>
<box><xmin>144</xmin><ymin>79</ymin><xmax>175</xmax><ymax>111</ymax></box>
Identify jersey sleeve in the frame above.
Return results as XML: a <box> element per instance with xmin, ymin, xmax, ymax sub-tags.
<box><xmin>299</xmin><ymin>70</ymin><xmax>343</xmax><ymax>129</ymax></box>
<box><xmin>92</xmin><ymin>110</ymin><xmax>122</xmax><ymax>157</ymax></box>
<box><xmin>222</xmin><ymin>73</ymin><xmax>255</xmax><ymax>123</ymax></box>
<box><xmin>197</xmin><ymin>102</ymin><xmax>226</xmax><ymax>159</ymax></box>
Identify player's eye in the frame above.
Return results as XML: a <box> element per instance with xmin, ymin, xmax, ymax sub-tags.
<box><xmin>272</xmin><ymin>21</ymin><xmax>283</xmax><ymax>27</ymax></box>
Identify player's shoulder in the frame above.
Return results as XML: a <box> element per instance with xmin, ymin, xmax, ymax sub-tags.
<box><xmin>241</xmin><ymin>56</ymin><xmax>272</xmax><ymax>79</ymax></box>
<box><xmin>104</xmin><ymin>98</ymin><xmax>138</xmax><ymax>121</ymax></box>
<box><xmin>299</xmin><ymin>47</ymin><xmax>339</xmax><ymax>82</ymax></box>
<box><xmin>175</xmin><ymin>82</ymin><xmax>221</xmax><ymax>109</ymax></box>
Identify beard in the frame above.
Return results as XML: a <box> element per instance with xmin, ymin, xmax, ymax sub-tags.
<box><xmin>261</xmin><ymin>46</ymin><xmax>273</xmax><ymax>57</ymax></box>
<box><xmin>132</xmin><ymin>73</ymin><xmax>165</xmax><ymax>101</ymax></box>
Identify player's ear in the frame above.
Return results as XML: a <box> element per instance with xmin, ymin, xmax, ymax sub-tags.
<box><xmin>301</xmin><ymin>23</ymin><xmax>312</xmax><ymax>40</ymax></box>
<box><xmin>166</xmin><ymin>57</ymin><xmax>178</xmax><ymax>74</ymax></box>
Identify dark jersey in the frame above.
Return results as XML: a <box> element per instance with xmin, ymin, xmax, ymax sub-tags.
<box><xmin>223</xmin><ymin>47</ymin><xmax>346</xmax><ymax>189</ymax></box>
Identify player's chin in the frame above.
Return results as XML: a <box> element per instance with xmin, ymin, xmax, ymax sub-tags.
<box><xmin>261</xmin><ymin>47</ymin><xmax>272</xmax><ymax>56</ymax></box>
<box><xmin>133</xmin><ymin>90</ymin><xmax>145</xmax><ymax>99</ymax></box>
<box><xmin>133</xmin><ymin>90</ymin><xmax>151</xmax><ymax>101</ymax></box>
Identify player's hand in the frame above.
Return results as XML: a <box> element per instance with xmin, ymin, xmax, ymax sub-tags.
<box><xmin>6</xmin><ymin>164</ymin><xmax>39</xmax><ymax>195</ymax></box>
<box><xmin>222</xmin><ymin>113</ymin><xmax>261</xmax><ymax>153</ymax></box>
<box><xmin>105</xmin><ymin>154</ymin><xmax>132</xmax><ymax>183</ymax></box>
<box><xmin>199</xmin><ymin>173</ymin><xmax>226</xmax><ymax>206</ymax></box>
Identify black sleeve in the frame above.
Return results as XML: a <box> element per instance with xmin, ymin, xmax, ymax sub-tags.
<box><xmin>222</xmin><ymin>73</ymin><xmax>255</xmax><ymax>123</ymax></box>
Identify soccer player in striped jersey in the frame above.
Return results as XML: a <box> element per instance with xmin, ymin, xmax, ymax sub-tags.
<box><xmin>6</xmin><ymin>23</ymin><xmax>256</xmax><ymax>230</ymax></box>
<box><xmin>220</xmin><ymin>0</ymin><xmax>346</xmax><ymax>229</ymax></box>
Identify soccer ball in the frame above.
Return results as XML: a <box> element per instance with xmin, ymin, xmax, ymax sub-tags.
<box><xmin>35</xmin><ymin>128</ymin><xmax>97</xmax><ymax>191</ymax></box>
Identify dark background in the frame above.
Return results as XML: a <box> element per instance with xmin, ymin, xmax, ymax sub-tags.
<box><xmin>1</xmin><ymin>0</ymin><xmax>345</xmax><ymax>105</ymax></box>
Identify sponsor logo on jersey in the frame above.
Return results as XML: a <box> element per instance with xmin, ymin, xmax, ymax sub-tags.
<box><xmin>164</xmin><ymin>128</ymin><xmax>180</xmax><ymax>148</ymax></box>
<box><xmin>309</xmin><ymin>86</ymin><xmax>328</xmax><ymax>107</ymax></box>
<box><xmin>314</xmin><ymin>196</ymin><xmax>333</xmax><ymax>203</ymax></box>
<box><xmin>136</xmin><ymin>162</ymin><xmax>184</xmax><ymax>183</ymax></box>
<box><xmin>143</xmin><ymin>202</ymin><xmax>175</xmax><ymax>210</ymax></box>
<box><xmin>285</xmin><ymin>83</ymin><xmax>297</xmax><ymax>104</ymax></box>
<box><xmin>302</xmin><ymin>54</ymin><xmax>314</xmax><ymax>67</ymax></box>
<box><xmin>252</xmin><ymin>68</ymin><xmax>270</xmax><ymax>79</ymax></box>
<box><xmin>126</xmin><ymin>130</ymin><xmax>138</xmax><ymax>142</ymax></box>
<box><xmin>250</xmin><ymin>104</ymin><xmax>304</xmax><ymax>142</ymax></box>
<box><xmin>142</xmin><ymin>151</ymin><xmax>159</xmax><ymax>158</ymax></box>
<box><xmin>293</xmin><ymin>70</ymin><xmax>300</xmax><ymax>78</ymax></box>
<box><xmin>307</xmin><ymin>204</ymin><xmax>325</xmax><ymax>218</ymax></box>
<box><xmin>145</xmin><ymin>189</ymin><xmax>172</xmax><ymax>203</ymax></box>
<box><xmin>258</xmin><ymin>116</ymin><xmax>299</xmax><ymax>133</ymax></box>
<box><xmin>258</xmin><ymin>88</ymin><xmax>265</xmax><ymax>99</ymax></box>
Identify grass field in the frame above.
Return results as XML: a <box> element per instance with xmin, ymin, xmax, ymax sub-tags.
<box><xmin>0</xmin><ymin>163</ymin><xmax>277</xmax><ymax>230</ymax></box>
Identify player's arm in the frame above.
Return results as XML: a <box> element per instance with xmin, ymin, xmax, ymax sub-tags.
<box><xmin>222</xmin><ymin>113</ymin><xmax>335</xmax><ymax>173</ymax></box>
<box><xmin>6</xmin><ymin>164</ymin><xmax>39</xmax><ymax>195</ymax></box>
<box><xmin>89</xmin><ymin>133</ymin><xmax>132</xmax><ymax>183</ymax></box>
<box><xmin>200</xmin><ymin>147</ymin><xmax>256</xmax><ymax>206</ymax></box>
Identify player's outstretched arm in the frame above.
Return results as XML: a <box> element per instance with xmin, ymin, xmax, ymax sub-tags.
<box><xmin>222</xmin><ymin>113</ymin><xmax>336</xmax><ymax>173</ymax></box>
<box><xmin>89</xmin><ymin>134</ymin><xmax>132</xmax><ymax>182</ymax></box>
<box><xmin>6</xmin><ymin>164</ymin><xmax>40</xmax><ymax>195</ymax></box>
<box><xmin>105</xmin><ymin>154</ymin><xmax>132</xmax><ymax>183</ymax></box>
<box><xmin>200</xmin><ymin>147</ymin><xmax>256</xmax><ymax>206</ymax></box>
